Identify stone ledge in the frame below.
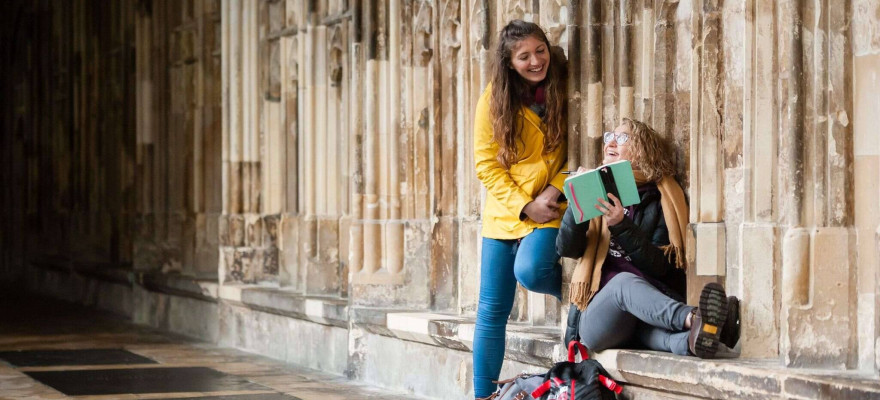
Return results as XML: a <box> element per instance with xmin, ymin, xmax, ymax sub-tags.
<box><xmin>136</xmin><ymin>272</ymin><xmax>219</xmax><ymax>302</ymax></box>
<box><xmin>30</xmin><ymin>259</ymin><xmax>132</xmax><ymax>285</ymax></box>
<box><xmin>370</xmin><ymin>312</ymin><xmax>880</xmax><ymax>399</ymax></box>
<box><xmin>218</xmin><ymin>284</ymin><xmax>348</xmax><ymax>328</ymax></box>
<box><xmin>594</xmin><ymin>350</ymin><xmax>880</xmax><ymax>399</ymax></box>
<box><xmin>25</xmin><ymin>266</ymin><xmax>878</xmax><ymax>400</ymax></box>
<box><xmin>377</xmin><ymin>312</ymin><xmax>564</xmax><ymax>368</ymax></box>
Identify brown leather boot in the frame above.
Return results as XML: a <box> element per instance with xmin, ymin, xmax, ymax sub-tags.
<box><xmin>688</xmin><ymin>282</ymin><xmax>729</xmax><ymax>358</ymax></box>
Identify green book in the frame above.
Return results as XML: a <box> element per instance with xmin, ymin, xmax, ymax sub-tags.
<box><xmin>562</xmin><ymin>160</ymin><xmax>640</xmax><ymax>224</ymax></box>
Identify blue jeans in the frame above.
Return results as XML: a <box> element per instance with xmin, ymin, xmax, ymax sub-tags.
<box><xmin>473</xmin><ymin>228</ymin><xmax>562</xmax><ymax>398</ymax></box>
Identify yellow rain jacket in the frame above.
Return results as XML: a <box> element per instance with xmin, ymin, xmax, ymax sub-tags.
<box><xmin>474</xmin><ymin>84</ymin><xmax>568</xmax><ymax>239</ymax></box>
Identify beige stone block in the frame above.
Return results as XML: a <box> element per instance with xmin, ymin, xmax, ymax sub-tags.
<box><xmin>781</xmin><ymin>228</ymin><xmax>810</xmax><ymax>307</ymax></box>
<box><xmin>279</xmin><ymin>214</ymin><xmax>300</xmax><ymax>289</ymax></box>
<box><xmin>783</xmin><ymin>227</ymin><xmax>853</xmax><ymax>368</ymax></box>
<box><xmin>267</xmin><ymin>1</ymin><xmax>285</xmax><ymax>34</ymax></box>
<box><xmin>262</xmin><ymin>214</ymin><xmax>280</xmax><ymax>248</ymax></box>
<box><xmin>304</xmin><ymin>257</ymin><xmax>340</xmax><ymax>297</ymax></box>
<box><xmin>853</xmin><ymin>0</ymin><xmax>880</xmax><ymax>56</ymax></box>
<box><xmin>301</xmin><ymin>217</ymin><xmax>343</xmax><ymax>294</ymax></box>
<box><xmin>430</xmin><ymin>218</ymin><xmax>456</xmax><ymax>311</ymax></box>
<box><xmin>316</xmin><ymin>217</ymin><xmax>339</xmax><ymax>264</ymax></box>
<box><xmin>854</xmin><ymin>54</ymin><xmax>880</xmax><ymax>157</ymax></box>
<box><xmin>263</xmin><ymin>101</ymin><xmax>284</xmax><ymax>214</ymax></box>
<box><xmin>228</xmin><ymin>214</ymin><xmax>245</xmax><ymax>247</ymax></box>
<box><xmin>684</xmin><ymin>223</ymin><xmax>722</xmax><ymax>304</ymax></box>
<box><xmin>858</xmin><ymin>293</ymin><xmax>878</xmax><ymax>371</ymax></box>
<box><xmin>693</xmin><ymin>222</ymin><xmax>726</xmax><ymax>276</ymax></box>
<box><xmin>245</xmin><ymin>214</ymin><xmax>263</xmax><ymax>248</ymax></box>
<box><xmin>458</xmin><ymin>220</ymin><xmax>482</xmax><ymax>315</ymax></box>
<box><xmin>205</xmin><ymin>212</ymin><xmax>220</xmax><ymax>246</ymax></box>
<box><xmin>285</xmin><ymin>0</ymin><xmax>302</xmax><ymax>28</ymax></box>
<box><xmin>236</xmin><ymin>248</ymin><xmax>257</xmax><ymax>283</ymax></box>
<box><xmin>218</xmin><ymin>215</ymin><xmax>230</xmax><ymax>246</ymax></box>
<box><xmin>337</xmin><ymin>215</ymin><xmax>351</xmax><ymax>298</ymax></box>
<box><xmin>300</xmin><ymin>216</ymin><xmax>317</xmax><ymax>263</ymax></box>
<box><xmin>855</xmin><ymin>156</ymin><xmax>880</xmax><ymax>295</ymax></box>
<box><xmin>262</xmin><ymin>247</ymin><xmax>279</xmax><ymax>278</ymax></box>
<box><xmin>740</xmin><ymin>223</ymin><xmax>779</xmax><ymax>358</ymax></box>
<box><xmin>194</xmin><ymin>213</ymin><xmax>207</xmax><ymax>246</ymax></box>
<box><xmin>220</xmin><ymin>247</ymin><xmax>235</xmax><ymax>285</ymax></box>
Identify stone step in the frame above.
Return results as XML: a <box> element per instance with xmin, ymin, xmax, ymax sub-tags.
<box><xmin>21</xmin><ymin>262</ymin><xmax>880</xmax><ymax>400</ymax></box>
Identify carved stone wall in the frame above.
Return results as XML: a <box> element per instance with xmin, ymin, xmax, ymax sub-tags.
<box><xmin>0</xmin><ymin>0</ymin><xmax>137</xmax><ymax>274</ymax></box>
<box><xmin>134</xmin><ymin>0</ymin><xmax>222</xmax><ymax>280</ymax></box>
<box><xmin>3</xmin><ymin>0</ymin><xmax>879</xmax><ymax>380</ymax></box>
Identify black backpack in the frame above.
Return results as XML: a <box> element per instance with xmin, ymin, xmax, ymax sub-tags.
<box><xmin>530</xmin><ymin>341</ymin><xmax>621</xmax><ymax>400</ymax></box>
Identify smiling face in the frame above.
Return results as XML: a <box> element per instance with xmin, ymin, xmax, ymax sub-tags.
<box><xmin>602</xmin><ymin>124</ymin><xmax>635</xmax><ymax>166</ymax></box>
<box><xmin>509</xmin><ymin>36</ymin><xmax>550</xmax><ymax>86</ymax></box>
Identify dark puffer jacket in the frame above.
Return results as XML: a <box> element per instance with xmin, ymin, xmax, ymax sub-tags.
<box><xmin>557</xmin><ymin>185</ymin><xmax>686</xmax><ymax>343</ymax></box>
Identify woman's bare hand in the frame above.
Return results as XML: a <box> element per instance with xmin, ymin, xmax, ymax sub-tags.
<box><xmin>523</xmin><ymin>186</ymin><xmax>562</xmax><ymax>223</ymax></box>
<box><xmin>595</xmin><ymin>193</ymin><xmax>625</xmax><ymax>226</ymax></box>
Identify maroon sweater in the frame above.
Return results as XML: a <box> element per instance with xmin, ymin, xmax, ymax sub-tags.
<box><xmin>598</xmin><ymin>184</ymin><xmax>664</xmax><ymax>290</ymax></box>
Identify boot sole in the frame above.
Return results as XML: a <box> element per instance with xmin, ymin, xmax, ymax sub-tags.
<box><xmin>720</xmin><ymin>296</ymin><xmax>740</xmax><ymax>349</ymax></box>
<box><xmin>694</xmin><ymin>283</ymin><xmax>728</xmax><ymax>358</ymax></box>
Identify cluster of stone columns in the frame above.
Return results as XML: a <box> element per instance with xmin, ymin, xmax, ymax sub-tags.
<box><xmin>118</xmin><ymin>0</ymin><xmax>880</xmax><ymax>370</ymax></box>
<box><xmin>0</xmin><ymin>0</ymin><xmax>137</xmax><ymax>274</ymax></box>
<box><xmin>2</xmin><ymin>0</ymin><xmax>878</xmax><ymax>376</ymax></box>
<box><xmin>133</xmin><ymin>0</ymin><xmax>220</xmax><ymax>279</ymax></box>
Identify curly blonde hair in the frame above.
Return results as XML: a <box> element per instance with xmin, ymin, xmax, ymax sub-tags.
<box><xmin>490</xmin><ymin>20</ymin><xmax>567</xmax><ymax>169</ymax></box>
<box><xmin>619</xmin><ymin>118</ymin><xmax>676</xmax><ymax>182</ymax></box>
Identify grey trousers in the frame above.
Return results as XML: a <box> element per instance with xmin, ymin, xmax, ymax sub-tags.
<box><xmin>578</xmin><ymin>272</ymin><xmax>694</xmax><ymax>355</ymax></box>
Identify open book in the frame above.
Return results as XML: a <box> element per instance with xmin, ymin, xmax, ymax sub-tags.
<box><xmin>562</xmin><ymin>160</ymin><xmax>640</xmax><ymax>224</ymax></box>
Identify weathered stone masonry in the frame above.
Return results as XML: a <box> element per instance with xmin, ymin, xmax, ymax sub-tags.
<box><xmin>1</xmin><ymin>0</ymin><xmax>879</xmax><ymax>398</ymax></box>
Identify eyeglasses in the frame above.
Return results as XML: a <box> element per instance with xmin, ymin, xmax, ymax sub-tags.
<box><xmin>603</xmin><ymin>131</ymin><xmax>629</xmax><ymax>145</ymax></box>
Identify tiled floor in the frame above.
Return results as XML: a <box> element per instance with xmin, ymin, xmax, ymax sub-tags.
<box><xmin>0</xmin><ymin>287</ymin><xmax>415</xmax><ymax>399</ymax></box>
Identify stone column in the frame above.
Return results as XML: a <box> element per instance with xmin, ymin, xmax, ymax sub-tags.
<box><xmin>460</xmin><ymin>0</ymin><xmax>490</xmax><ymax>315</ymax></box>
<box><xmin>687</xmin><ymin>0</ymin><xmax>725</xmax><ymax>305</ymax></box>
<box><xmin>852</xmin><ymin>0</ymin><xmax>880</xmax><ymax>373</ymax></box>
<box><xmin>780</xmin><ymin>0</ymin><xmax>855</xmax><ymax>369</ymax></box>
<box><xmin>135</xmin><ymin>4</ymin><xmax>157</xmax><ymax>271</ymax></box>
<box><xmin>279</xmin><ymin>0</ymin><xmax>302</xmax><ymax>288</ymax></box>
<box><xmin>357</xmin><ymin>0</ymin><xmax>382</xmax><ymax>281</ymax></box>
<box><xmin>197</xmin><ymin>0</ymin><xmax>223</xmax><ymax>280</ymax></box>
<box><xmin>221</xmin><ymin>0</ymin><xmax>267</xmax><ymax>284</ymax></box>
<box><xmin>583</xmin><ymin>0</ymin><xmax>603</xmax><ymax>168</ymax></box>
<box><xmin>383</xmin><ymin>0</ymin><xmax>403</xmax><ymax>280</ymax></box>
<box><xmin>738</xmin><ymin>0</ymin><xmax>780</xmax><ymax>358</ymax></box>
<box><xmin>348</xmin><ymin>0</ymin><xmax>365</xmax><ymax>290</ymax></box>
<box><xmin>302</xmin><ymin>7</ymin><xmax>345</xmax><ymax>295</ymax></box>
<box><xmin>618</xmin><ymin>0</ymin><xmax>634</xmax><ymax>120</ymax></box>
<box><xmin>426</xmin><ymin>0</ymin><xmax>457</xmax><ymax>311</ymax></box>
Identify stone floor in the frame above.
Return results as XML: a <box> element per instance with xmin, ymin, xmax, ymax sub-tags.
<box><xmin>0</xmin><ymin>288</ymin><xmax>416</xmax><ymax>400</ymax></box>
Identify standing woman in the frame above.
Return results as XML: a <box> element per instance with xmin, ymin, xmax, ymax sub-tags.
<box><xmin>472</xmin><ymin>20</ymin><xmax>568</xmax><ymax>399</ymax></box>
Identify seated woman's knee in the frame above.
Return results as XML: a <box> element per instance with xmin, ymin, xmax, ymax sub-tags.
<box><xmin>602</xmin><ymin>272</ymin><xmax>641</xmax><ymax>306</ymax></box>
<box><xmin>605</xmin><ymin>272</ymin><xmax>639</xmax><ymax>290</ymax></box>
<box><xmin>579</xmin><ymin>334</ymin><xmax>611</xmax><ymax>352</ymax></box>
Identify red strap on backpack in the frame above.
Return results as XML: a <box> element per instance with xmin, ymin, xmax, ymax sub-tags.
<box><xmin>567</xmin><ymin>340</ymin><xmax>589</xmax><ymax>362</ymax></box>
<box><xmin>566</xmin><ymin>341</ymin><xmax>624</xmax><ymax>395</ymax></box>
<box><xmin>531</xmin><ymin>377</ymin><xmax>564</xmax><ymax>398</ymax></box>
<box><xmin>599</xmin><ymin>375</ymin><xmax>623</xmax><ymax>394</ymax></box>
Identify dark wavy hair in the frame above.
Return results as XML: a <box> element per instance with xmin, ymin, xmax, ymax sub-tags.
<box><xmin>490</xmin><ymin>20</ymin><xmax>567</xmax><ymax>169</ymax></box>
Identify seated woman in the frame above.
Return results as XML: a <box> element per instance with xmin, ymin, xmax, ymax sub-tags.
<box><xmin>557</xmin><ymin>118</ymin><xmax>740</xmax><ymax>358</ymax></box>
